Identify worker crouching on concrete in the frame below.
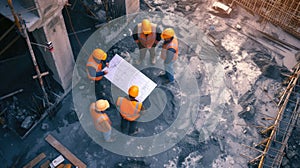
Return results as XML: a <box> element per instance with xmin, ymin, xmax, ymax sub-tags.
<box><xmin>90</xmin><ymin>99</ymin><xmax>114</xmax><ymax>142</ymax></box>
<box><xmin>160</xmin><ymin>28</ymin><xmax>178</xmax><ymax>84</ymax></box>
<box><xmin>116</xmin><ymin>85</ymin><xmax>143</xmax><ymax>135</ymax></box>
<box><xmin>86</xmin><ymin>48</ymin><xmax>109</xmax><ymax>100</ymax></box>
<box><xmin>132</xmin><ymin>19</ymin><xmax>161</xmax><ymax>65</ymax></box>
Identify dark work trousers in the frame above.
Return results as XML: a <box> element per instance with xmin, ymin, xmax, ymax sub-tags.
<box><xmin>95</xmin><ymin>78</ymin><xmax>110</xmax><ymax>102</ymax></box>
<box><xmin>120</xmin><ymin>117</ymin><xmax>137</xmax><ymax>135</ymax></box>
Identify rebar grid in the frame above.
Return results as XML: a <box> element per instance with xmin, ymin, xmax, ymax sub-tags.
<box><xmin>232</xmin><ymin>0</ymin><xmax>300</xmax><ymax>38</ymax></box>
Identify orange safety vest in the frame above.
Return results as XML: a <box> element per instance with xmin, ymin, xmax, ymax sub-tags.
<box><xmin>137</xmin><ymin>23</ymin><xmax>157</xmax><ymax>49</ymax></box>
<box><xmin>90</xmin><ymin>103</ymin><xmax>111</xmax><ymax>132</ymax></box>
<box><xmin>86</xmin><ymin>55</ymin><xmax>103</xmax><ymax>81</ymax></box>
<box><xmin>160</xmin><ymin>37</ymin><xmax>179</xmax><ymax>61</ymax></box>
<box><xmin>116</xmin><ymin>97</ymin><xmax>142</xmax><ymax>121</ymax></box>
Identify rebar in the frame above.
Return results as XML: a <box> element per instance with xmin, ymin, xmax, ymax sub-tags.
<box><xmin>233</xmin><ymin>0</ymin><xmax>300</xmax><ymax>38</ymax></box>
<box><xmin>258</xmin><ymin>63</ymin><xmax>300</xmax><ymax>168</ymax></box>
<box><xmin>241</xmin><ymin>63</ymin><xmax>300</xmax><ymax>168</ymax></box>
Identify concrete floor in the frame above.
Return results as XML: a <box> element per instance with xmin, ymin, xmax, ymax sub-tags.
<box><xmin>1</xmin><ymin>0</ymin><xmax>300</xmax><ymax>167</ymax></box>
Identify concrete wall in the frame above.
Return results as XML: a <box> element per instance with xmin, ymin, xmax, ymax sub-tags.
<box><xmin>44</xmin><ymin>13</ymin><xmax>74</xmax><ymax>91</ymax></box>
<box><xmin>125</xmin><ymin>0</ymin><xmax>140</xmax><ymax>15</ymax></box>
<box><xmin>31</xmin><ymin>0</ymin><xmax>74</xmax><ymax>92</ymax></box>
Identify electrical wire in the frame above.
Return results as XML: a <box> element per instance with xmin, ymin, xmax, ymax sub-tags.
<box><xmin>2</xmin><ymin>3</ymin><xmax>65</xmax><ymax>17</ymax></box>
<box><xmin>4</xmin><ymin>2</ymin><xmax>92</xmax><ymax>57</ymax></box>
<box><xmin>64</xmin><ymin>5</ymin><xmax>90</xmax><ymax>58</ymax></box>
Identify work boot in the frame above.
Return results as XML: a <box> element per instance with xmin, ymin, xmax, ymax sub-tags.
<box><xmin>158</xmin><ymin>71</ymin><xmax>167</xmax><ymax>78</ymax></box>
<box><xmin>105</xmin><ymin>137</ymin><xmax>115</xmax><ymax>142</ymax></box>
<box><xmin>129</xmin><ymin>128</ymin><xmax>140</xmax><ymax>136</ymax></box>
<box><xmin>163</xmin><ymin>79</ymin><xmax>175</xmax><ymax>85</ymax></box>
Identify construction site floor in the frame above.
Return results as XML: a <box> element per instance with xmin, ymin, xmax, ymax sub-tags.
<box><xmin>1</xmin><ymin>0</ymin><xmax>300</xmax><ymax>167</ymax></box>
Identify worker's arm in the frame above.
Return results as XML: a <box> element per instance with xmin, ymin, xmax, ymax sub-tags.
<box><xmin>132</xmin><ymin>25</ymin><xmax>139</xmax><ymax>43</ymax></box>
<box><xmin>152</xmin><ymin>27</ymin><xmax>161</xmax><ymax>47</ymax></box>
<box><xmin>87</xmin><ymin>66</ymin><xmax>107</xmax><ymax>77</ymax></box>
<box><xmin>102</xmin><ymin>59</ymin><xmax>109</xmax><ymax>68</ymax></box>
<box><xmin>164</xmin><ymin>48</ymin><xmax>176</xmax><ymax>64</ymax></box>
<box><xmin>132</xmin><ymin>25</ymin><xmax>144</xmax><ymax>48</ymax></box>
<box><xmin>139</xmin><ymin>103</ymin><xmax>147</xmax><ymax>116</ymax></box>
<box><xmin>155</xmin><ymin>26</ymin><xmax>162</xmax><ymax>42</ymax></box>
<box><xmin>141</xmin><ymin>104</ymin><xmax>146</xmax><ymax>111</ymax></box>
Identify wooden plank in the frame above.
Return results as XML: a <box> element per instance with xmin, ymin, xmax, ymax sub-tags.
<box><xmin>40</xmin><ymin>160</ymin><xmax>50</xmax><ymax>168</ymax></box>
<box><xmin>23</xmin><ymin>153</ymin><xmax>46</xmax><ymax>168</ymax></box>
<box><xmin>45</xmin><ymin>134</ymin><xmax>86</xmax><ymax>168</ymax></box>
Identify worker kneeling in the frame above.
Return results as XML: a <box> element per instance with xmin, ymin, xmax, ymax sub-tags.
<box><xmin>116</xmin><ymin>85</ymin><xmax>143</xmax><ymax>135</ymax></box>
<box><xmin>90</xmin><ymin>99</ymin><xmax>114</xmax><ymax>142</ymax></box>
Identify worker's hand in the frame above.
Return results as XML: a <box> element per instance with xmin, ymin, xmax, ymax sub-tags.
<box><xmin>104</xmin><ymin>70</ymin><xmax>108</xmax><ymax>75</ymax></box>
<box><xmin>106</xmin><ymin>62</ymin><xmax>109</xmax><ymax>68</ymax></box>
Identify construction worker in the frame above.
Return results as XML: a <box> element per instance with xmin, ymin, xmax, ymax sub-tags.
<box><xmin>86</xmin><ymin>48</ymin><xmax>109</xmax><ymax>99</ymax></box>
<box><xmin>90</xmin><ymin>99</ymin><xmax>114</xmax><ymax>142</ymax></box>
<box><xmin>116</xmin><ymin>85</ymin><xmax>143</xmax><ymax>135</ymax></box>
<box><xmin>160</xmin><ymin>28</ymin><xmax>178</xmax><ymax>84</ymax></box>
<box><xmin>132</xmin><ymin>19</ymin><xmax>161</xmax><ymax>65</ymax></box>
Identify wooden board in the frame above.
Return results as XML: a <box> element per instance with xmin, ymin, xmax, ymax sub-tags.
<box><xmin>45</xmin><ymin>134</ymin><xmax>86</xmax><ymax>168</ymax></box>
<box><xmin>40</xmin><ymin>160</ymin><xmax>50</xmax><ymax>168</ymax></box>
<box><xmin>23</xmin><ymin>152</ymin><xmax>46</xmax><ymax>168</ymax></box>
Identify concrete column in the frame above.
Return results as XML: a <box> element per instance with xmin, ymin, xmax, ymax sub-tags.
<box><xmin>125</xmin><ymin>0</ymin><xmax>140</xmax><ymax>15</ymax></box>
<box><xmin>32</xmin><ymin>0</ymin><xmax>74</xmax><ymax>92</ymax></box>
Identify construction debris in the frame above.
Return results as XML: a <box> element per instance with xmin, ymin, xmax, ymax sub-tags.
<box><xmin>23</xmin><ymin>153</ymin><xmax>46</xmax><ymax>168</ymax></box>
<box><xmin>50</xmin><ymin>155</ymin><xmax>65</xmax><ymax>168</ymax></box>
<box><xmin>212</xmin><ymin>2</ymin><xmax>232</xmax><ymax>15</ymax></box>
<box><xmin>45</xmin><ymin>134</ymin><xmax>87</xmax><ymax>168</ymax></box>
<box><xmin>0</xmin><ymin>89</ymin><xmax>23</xmax><ymax>101</ymax></box>
<box><xmin>243</xmin><ymin>63</ymin><xmax>300</xmax><ymax>167</ymax></box>
<box><xmin>21</xmin><ymin>116</ymin><xmax>35</xmax><ymax>129</ymax></box>
<box><xmin>40</xmin><ymin>160</ymin><xmax>51</xmax><ymax>168</ymax></box>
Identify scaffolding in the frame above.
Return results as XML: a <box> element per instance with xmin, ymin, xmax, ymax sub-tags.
<box><xmin>232</xmin><ymin>0</ymin><xmax>300</xmax><ymax>38</ymax></box>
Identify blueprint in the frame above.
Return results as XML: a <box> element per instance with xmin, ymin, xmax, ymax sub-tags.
<box><xmin>103</xmin><ymin>54</ymin><xmax>157</xmax><ymax>102</ymax></box>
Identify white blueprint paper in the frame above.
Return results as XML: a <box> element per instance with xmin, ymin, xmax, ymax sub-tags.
<box><xmin>103</xmin><ymin>54</ymin><xmax>157</xmax><ymax>102</ymax></box>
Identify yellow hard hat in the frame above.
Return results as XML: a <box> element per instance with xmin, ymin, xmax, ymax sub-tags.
<box><xmin>161</xmin><ymin>28</ymin><xmax>175</xmax><ymax>40</ymax></box>
<box><xmin>142</xmin><ymin>19</ymin><xmax>152</xmax><ymax>35</ymax></box>
<box><xmin>95</xmin><ymin>99</ymin><xmax>110</xmax><ymax>111</ymax></box>
<box><xmin>128</xmin><ymin>85</ymin><xmax>139</xmax><ymax>98</ymax></box>
<box><xmin>92</xmin><ymin>48</ymin><xmax>107</xmax><ymax>60</ymax></box>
